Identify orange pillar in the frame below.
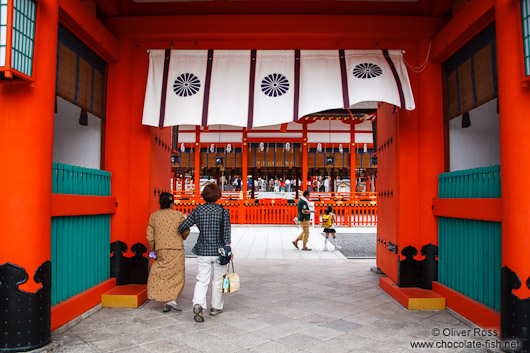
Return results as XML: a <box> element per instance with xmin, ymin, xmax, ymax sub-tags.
<box><xmin>0</xmin><ymin>1</ymin><xmax>59</xmax><ymax>350</ymax></box>
<box><xmin>106</xmin><ymin>38</ymin><xmax>133</xmax><ymax>249</ymax></box>
<box><xmin>243</xmin><ymin>141</ymin><xmax>248</xmax><ymax>200</ymax></box>
<box><xmin>495</xmin><ymin>0</ymin><xmax>530</xmax><ymax>348</ymax></box>
<box><xmin>350</xmin><ymin>142</ymin><xmax>356</xmax><ymax>191</ymax></box>
<box><xmin>0</xmin><ymin>1</ymin><xmax>58</xmax><ymax>284</ymax></box>
<box><xmin>350</xmin><ymin>143</ymin><xmax>356</xmax><ymax>193</ymax></box>
<box><xmin>302</xmin><ymin>124</ymin><xmax>308</xmax><ymax>192</ymax></box>
<box><xmin>195</xmin><ymin>142</ymin><xmax>201</xmax><ymax>199</ymax></box>
<box><xmin>241</xmin><ymin>141</ymin><xmax>248</xmax><ymax>223</ymax></box>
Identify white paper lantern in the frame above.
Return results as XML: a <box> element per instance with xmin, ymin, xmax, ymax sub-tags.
<box><xmin>317</xmin><ymin>143</ymin><xmax>322</xmax><ymax>152</ymax></box>
<box><xmin>285</xmin><ymin>142</ymin><xmax>291</xmax><ymax>151</ymax></box>
<box><xmin>259</xmin><ymin>142</ymin><xmax>265</xmax><ymax>151</ymax></box>
<box><xmin>210</xmin><ymin>144</ymin><xmax>215</xmax><ymax>153</ymax></box>
<box><xmin>338</xmin><ymin>144</ymin><xmax>343</xmax><ymax>153</ymax></box>
<box><xmin>180</xmin><ymin>143</ymin><xmax>185</xmax><ymax>152</ymax></box>
<box><xmin>226</xmin><ymin>144</ymin><xmax>232</xmax><ymax>153</ymax></box>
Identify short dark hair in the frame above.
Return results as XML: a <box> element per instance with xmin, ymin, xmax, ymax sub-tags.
<box><xmin>159</xmin><ymin>192</ymin><xmax>174</xmax><ymax>209</ymax></box>
<box><xmin>303</xmin><ymin>190</ymin><xmax>310</xmax><ymax>198</ymax></box>
<box><xmin>202</xmin><ymin>183</ymin><xmax>221</xmax><ymax>202</ymax></box>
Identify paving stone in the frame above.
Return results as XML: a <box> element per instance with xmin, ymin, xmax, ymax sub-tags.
<box><xmin>322</xmin><ymin>319</ymin><xmax>363</xmax><ymax>333</ymax></box>
<box><xmin>275</xmin><ymin>332</ymin><xmax>324</xmax><ymax>349</ymax></box>
<box><xmin>47</xmin><ymin>226</ymin><xmax>478</xmax><ymax>353</ymax></box>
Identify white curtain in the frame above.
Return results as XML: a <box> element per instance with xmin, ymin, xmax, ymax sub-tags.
<box><xmin>142</xmin><ymin>49</ymin><xmax>415</xmax><ymax>128</ymax></box>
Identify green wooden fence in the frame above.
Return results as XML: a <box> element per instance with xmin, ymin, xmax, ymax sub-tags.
<box><xmin>51</xmin><ymin>163</ymin><xmax>111</xmax><ymax>306</ymax></box>
<box><xmin>438</xmin><ymin>165</ymin><xmax>501</xmax><ymax>198</ymax></box>
<box><xmin>52</xmin><ymin>162</ymin><xmax>111</xmax><ymax>196</ymax></box>
<box><xmin>437</xmin><ymin>165</ymin><xmax>501</xmax><ymax>311</ymax></box>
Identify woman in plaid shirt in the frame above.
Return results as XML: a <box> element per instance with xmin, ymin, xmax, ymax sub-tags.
<box><xmin>179</xmin><ymin>183</ymin><xmax>232</xmax><ymax>322</ymax></box>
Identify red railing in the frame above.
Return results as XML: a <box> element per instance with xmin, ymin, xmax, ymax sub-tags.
<box><xmin>173</xmin><ymin>198</ymin><xmax>377</xmax><ymax>226</ymax></box>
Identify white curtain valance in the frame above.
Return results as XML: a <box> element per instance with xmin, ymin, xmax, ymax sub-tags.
<box><xmin>142</xmin><ymin>49</ymin><xmax>415</xmax><ymax>128</ymax></box>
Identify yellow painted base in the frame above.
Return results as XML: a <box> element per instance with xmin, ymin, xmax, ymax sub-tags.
<box><xmin>101</xmin><ymin>284</ymin><xmax>147</xmax><ymax>308</ymax></box>
<box><xmin>380</xmin><ymin>277</ymin><xmax>446</xmax><ymax>310</ymax></box>
<box><xmin>408</xmin><ymin>297</ymin><xmax>446</xmax><ymax>310</ymax></box>
<box><xmin>101</xmin><ymin>294</ymin><xmax>138</xmax><ymax>308</ymax></box>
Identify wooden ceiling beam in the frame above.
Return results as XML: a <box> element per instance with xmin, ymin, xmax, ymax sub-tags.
<box><xmin>430</xmin><ymin>0</ymin><xmax>457</xmax><ymax>17</ymax></box>
<box><xmin>103</xmin><ymin>14</ymin><xmax>446</xmax><ymax>42</ymax></box>
<box><xmin>93</xmin><ymin>0</ymin><xmax>121</xmax><ymax>16</ymax></box>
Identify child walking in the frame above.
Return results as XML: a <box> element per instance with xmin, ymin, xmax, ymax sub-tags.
<box><xmin>322</xmin><ymin>206</ymin><xmax>341</xmax><ymax>251</ymax></box>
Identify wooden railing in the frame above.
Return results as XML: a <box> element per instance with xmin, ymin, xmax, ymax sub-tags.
<box><xmin>173</xmin><ymin>190</ymin><xmax>377</xmax><ymax>203</ymax></box>
<box><xmin>174</xmin><ymin>199</ymin><xmax>377</xmax><ymax>226</ymax></box>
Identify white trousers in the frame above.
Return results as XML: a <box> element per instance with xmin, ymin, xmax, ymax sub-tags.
<box><xmin>193</xmin><ymin>256</ymin><xmax>227</xmax><ymax>310</ymax></box>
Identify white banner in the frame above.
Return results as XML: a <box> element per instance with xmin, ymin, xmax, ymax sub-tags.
<box><xmin>208</xmin><ymin>50</ymin><xmax>251</xmax><ymax>127</ymax></box>
<box><xmin>253</xmin><ymin>50</ymin><xmax>294</xmax><ymax>127</ymax></box>
<box><xmin>164</xmin><ymin>50</ymin><xmax>208</xmax><ymax>126</ymax></box>
<box><xmin>345</xmin><ymin>50</ymin><xmax>415</xmax><ymax>110</ymax></box>
<box><xmin>142</xmin><ymin>49</ymin><xmax>416</xmax><ymax>128</ymax></box>
<box><xmin>142</xmin><ymin>50</ymin><xmax>165</xmax><ymax>127</ymax></box>
<box><xmin>299</xmin><ymin>50</ymin><xmax>344</xmax><ymax>119</ymax></box>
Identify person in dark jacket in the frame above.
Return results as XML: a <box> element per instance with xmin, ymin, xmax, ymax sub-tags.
<box><xmin>179</xmin><ymin>183</ymin><xmax>232</xmax><ymax>322</ymax></box>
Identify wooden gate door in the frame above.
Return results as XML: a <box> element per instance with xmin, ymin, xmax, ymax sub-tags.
<box><xmin>376</xmin><ymin>104</ymin><xmax>399</xmax><ymax>283</ymax></box>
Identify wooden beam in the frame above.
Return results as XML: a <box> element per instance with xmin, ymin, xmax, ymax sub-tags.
<box><xmin>430</xmin><ymin>0</ymin><xmax>457</xmax><ymax>16</ymax></box>
<box><xmin>103</xmin><ymin>15</ymin><xmax>445</xmax><ymax>42</ymax></box>
<box><xmin>52</xmin><ymin>278</ymin><xmax>116</xmax><ymax>331</ymax></box>
<box><xmin>430</xmin><ymin>0</ymin><xmax>494</xmax><ymax>63</ymax></box>
<box><xmin>432</xmin><ymin>282</ymin><xmax>500</xmax><ymax>331</ymax></box>
<box><xmin>93</xmin><ymin>0</ymin><xmax>121</xmax><ymax>17</ymax></box>
<box><xmin>51</xmin><ymin>194</ymin><xmax>117</xmax><ymax>217</ymax></box>
<box><xmin>59</xmin><ymin>0</ymin><xmax>120</xmax><ymax>62</ymax></box>
<box><xmin>432</xmin><ymin>198</ymin><xmax>501</xmax><ymax>222</ymax></box>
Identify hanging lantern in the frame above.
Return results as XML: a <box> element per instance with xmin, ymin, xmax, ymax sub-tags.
<box><xmin>338</xmin><ymin>144</ymin><xmax>343</xmax><ymax>153</ymax></box>
<box><xmin>0</xmin><ymin>0</ymin><xmax>38</xmax><ymax>81</ymax></box>
<box><xmin>317</xmin><ymin>143</ymin><xmax>322</xmax><ymax>152</ymax></box>
<box><xmin>364</xmin><ymin>143</ymin><xmax>368</xmax><ymax>153</ymax></box>
<box><xmin>259</xmin><ymin>142</ymin><xmax>264</xmax><ymax>151</ymax></box>
<box><xmin>285</xmin><ymin>142</ymin><xmax>291</xmax><ymax>151</ymax></box>
<box><xmin>210</xmin><ymin>144</ymin><xmax>215</xmax><ymax>153</ymax></box>
<box><xmin>180</xmin><ymin>143</ymin><xmax>185</xmax><ymax>152</ymax></box>
<box><xmin>226</xmin><ymin>144</ymin><xmax>232</xmax><ymax>153</ymax></box>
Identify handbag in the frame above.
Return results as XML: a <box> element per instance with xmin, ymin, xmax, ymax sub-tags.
<box><xmin>222</xmin><ymin>259</ymin><xmax>240</xmax><ymax>293</ymax></box>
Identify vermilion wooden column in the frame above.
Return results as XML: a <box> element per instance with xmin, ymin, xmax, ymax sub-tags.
<box><xmin>350</xmin><ymin>122</ymin><xmax>356</xmax><ymax>191</ymax></box>
<box><xmin>195</xmin><ymin>143</ymin><xmax>201</xmax><ymax>199</ymax></box>
<box><xmin>350</xmin><ymin>143</ymin><xmax>356</xmax><ymax>191</ymax></box>
<box><xmin>0</xmin><ymin>1</ymin><xmax>59</xmax><ymax>350</ymax></box>
<box><xmin>302</xmin><ymin>123</ymin><xmax>308</xmax><ymax>192</ymax></box>
<box><xmin>0</xmin><ymin>0</ymin><xmax>58</xmax><ymax>289</ymax></box>
<box><xmin>194</xmin><ymin>127</ymin><xmax>201</xmax><ymax>199</ymax></box>
<box><xmin>495</xmin><ymin>0</ymin><xmax>530</xmax><ymax>349</ymax></box>
<box><xmin>241</xmin><ymin>141</ymin><xmax>248</xmax><ymax>223</ymax></box>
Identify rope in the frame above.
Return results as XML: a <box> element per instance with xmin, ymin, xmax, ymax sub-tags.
<box><xmin>403</xmin><ymin>41</ymin><xmax>432</xmax><ymax>73</ymax></box>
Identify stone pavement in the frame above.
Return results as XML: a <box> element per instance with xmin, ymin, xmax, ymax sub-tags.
<box><xmin>49</xmin><ymin>226</ymin><xmax>496</xmax><ymax>353</ymax></box>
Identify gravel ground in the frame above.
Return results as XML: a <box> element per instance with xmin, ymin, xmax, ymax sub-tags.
<box><xmin>321</xmin><ymin>232</ymin><xmax>377</xmax><ymax>258</ymax></box>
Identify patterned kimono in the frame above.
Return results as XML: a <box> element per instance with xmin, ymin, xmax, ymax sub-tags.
<box><xmin>146</xmin><ymin>208</ymin><xmax>190</xmax><ymax>302</ymax></box>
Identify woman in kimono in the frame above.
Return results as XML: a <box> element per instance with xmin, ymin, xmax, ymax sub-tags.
<box><xmin>146</xmin><ymin>192</ymin><xmax>190</xmax><ymax>312</ymax></box>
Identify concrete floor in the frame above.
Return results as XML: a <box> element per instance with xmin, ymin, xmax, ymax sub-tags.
<box><xmin>48</xmin><ymin>226</ymin><xmax>499</xmax><ymax>353</ymax></box>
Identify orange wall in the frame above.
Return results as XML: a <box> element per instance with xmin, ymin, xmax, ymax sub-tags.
<box><xmin>406</xmin><ymin>39</ymin><xmax>443</xmax><ymax>257</ymax></box>
<box><xmin>0</xmin><ymin>1</ymin><xmax>59</xmax><ymax>291</ymax></box>
<box><xmin>106</xmin><ymin>42</ymin><xmax>171</xmax><ymax>252</ymax></box>
<box><xmin>106</xmin><ymin>38</ymin><xmax>134</xmax><ymax>250</ymax></box>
